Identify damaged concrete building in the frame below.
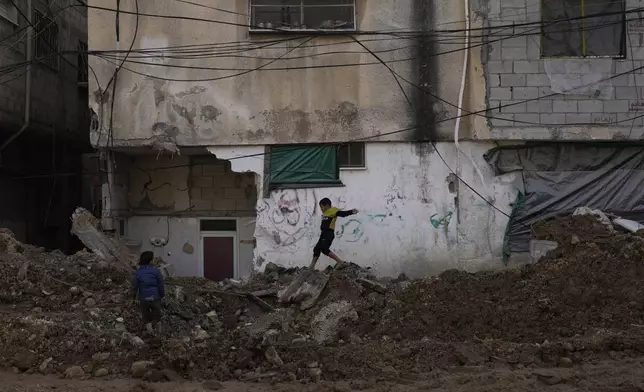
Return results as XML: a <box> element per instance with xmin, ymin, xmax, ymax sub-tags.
<box><xmin>87</xmin><ymin>0</ymin><xmax>641</xmax><ymax>279</ymax></box>
<box><xmin>0</xmin><ymin>0</ymin><xmax>90</xmax><ymax>251</ymax></box>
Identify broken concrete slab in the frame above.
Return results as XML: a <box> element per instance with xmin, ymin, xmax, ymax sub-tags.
<box><xmin>311</xmin><ymin>300</ymin><xmax>358</xmax><ymax>344</ymax></box>
<box><xmin>356</xmin><ymin>278</ymin><xmax>387</xmax><ymax>294</ymax></box>
<box><xmin>278</xmin><ymin>269</ymin><xmax>329</xmax><ymax>310</ymax></box>
<box><xmin>70</xmin><ymin>207</ymin><xmax>133</xmax><ymax>269</ymax></box>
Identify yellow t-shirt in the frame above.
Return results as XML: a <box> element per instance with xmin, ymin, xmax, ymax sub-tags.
<box><xmin>320</xmin><ymin>207</ymin><xmax>340</xmax><ymax>231</ymax></box>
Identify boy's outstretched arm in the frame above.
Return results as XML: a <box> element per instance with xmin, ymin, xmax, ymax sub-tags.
<box><xmin>336</xmin><ymin>209</ymin><xmax>358</xmax><ymax>217</ymax></box>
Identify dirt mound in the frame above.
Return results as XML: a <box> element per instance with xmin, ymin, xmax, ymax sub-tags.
<box><xmin>373</xmin><ymin>215</ymin><xmax>644</xmax><ymax>343</ymax></box>
<box><xmin>3</xmin><ymin>215</ymin><xmax>644</xmax><ymax>383</ymax></box>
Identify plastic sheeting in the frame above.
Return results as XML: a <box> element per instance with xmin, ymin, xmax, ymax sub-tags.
<box><xmin>485</xmin><ymin>143</ymin><xmax>644</xmax><ymax>256</ymax></box>
<box><xmin>269</xmin><ymin>145</ymin><xmax>340</xmax><ymax>187</ymax></box>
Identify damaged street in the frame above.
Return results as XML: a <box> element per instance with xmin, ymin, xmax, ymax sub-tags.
<box><xmin>3</xmin><ymin>211</ymin><xmax>644</xmax><ymax>391</ymax></box>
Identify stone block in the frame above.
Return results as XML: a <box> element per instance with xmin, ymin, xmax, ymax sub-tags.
<box><xmin>192</xmin><ymin>176</ymin><xmax>213</xmax><ymax>188</ymax></box>
<box><xmin>578</xmin><ymin>100</ymin><xmax>604</xmax><ymax>113</ymax></box>
<box><xmin>553</xmin><ymin>101</ymin><xmax>578</xmax><ymax>113</ymax></box>
<box><xmin>501</xmin><ymin>74</ymin><xmax>526</xmax><ymax>86</ymax></box>
<box><xmin>191</xmin><ymin>199</ymin><xmax>213</xmax><ymax>211</ymax></box>
<box><xmin>513</xmin><ymin>60</ymin><xmax>539</xmax><ymax>73</ymax></box>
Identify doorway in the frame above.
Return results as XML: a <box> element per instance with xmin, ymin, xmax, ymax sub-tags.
<box><xmin>199</xmin><ymin>219</ymin><xmax>238</xmax><ymax>281</ymax></box>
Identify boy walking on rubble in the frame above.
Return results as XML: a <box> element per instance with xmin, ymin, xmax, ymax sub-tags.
<box><xmin>131</xmin><ymin>251</ymin><xmax>165</xmax><ymax>334</ymax></box>
<box><xmin>309</xmin><ymin>198</ymin><xmax>358</xmax><ymax>270</ymax></box>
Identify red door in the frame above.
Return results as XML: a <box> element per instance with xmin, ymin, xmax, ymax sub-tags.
<box><xmin>203</xmin><ymin>236</ymin><xmax>235</xmax><ymax>282</ymax></box>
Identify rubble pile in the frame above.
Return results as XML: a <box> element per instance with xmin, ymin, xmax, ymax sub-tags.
<box><xmin>2</xmin><ymin>214</ymin><xmax>644</xmax><ymax>383</ymax></box>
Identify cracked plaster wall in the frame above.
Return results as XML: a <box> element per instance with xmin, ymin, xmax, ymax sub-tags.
<box><xmin>87</xmin><ymin>0</ymin><xmax>488</xmax><ymax>148</ymax></box>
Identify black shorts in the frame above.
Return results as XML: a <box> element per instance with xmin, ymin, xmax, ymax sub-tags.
<box><xmin>313</xmin><ymin>231</ymin><xmax>335</xmax><ymax>257</ymax></box>
<box><xmin>140</xmin><ymin>298</ymin><xmax>162</xmax><ymax>324</ymax></box>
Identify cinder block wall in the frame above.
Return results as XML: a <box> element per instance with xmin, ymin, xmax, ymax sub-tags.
<box><xmin>483</xmin><ymin>0</ymin><xmax>644</xmax><ymax>132</ymax></box>
<box><xmin>189</xmin><ymin>157</ymin><xmax>257</xmax><ymax>216</ymax></box>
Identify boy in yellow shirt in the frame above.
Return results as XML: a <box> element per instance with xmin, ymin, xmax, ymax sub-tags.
<box><xmin>309</xmin><ymin>197</ymin><xmax>358</xmax><ymax>269</ymax></box>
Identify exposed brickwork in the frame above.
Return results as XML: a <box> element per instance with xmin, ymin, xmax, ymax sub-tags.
<box><xmin>483</xmin><ymin>0</ymin><xmax>644</xmax><ymax>130</ymax></box>
<box><xmin>189</xmin><ymin>157</ymin><xmax>257</xmax><ymax>216</ymax></box>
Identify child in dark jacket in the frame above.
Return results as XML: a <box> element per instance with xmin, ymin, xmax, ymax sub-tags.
<box><xmin>309</xmin><ymin>198</ymin><xmax>358</xmax><ymax>270</ymax></box>
<box><xmin>131</xmin><ymin>251</ymin><xmax>165</xmax><ymax>334</ymax></box>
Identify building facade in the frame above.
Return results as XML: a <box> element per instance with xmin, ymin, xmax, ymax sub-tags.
<box><xmin>0</xmin><ymin>0</ymin><xmax>90</xmax><ymax>251</ymax></box>
<box><xmin>87</xmin><ymin>0</ymin><xmax>534</xmax><ymax>279</ymax></box>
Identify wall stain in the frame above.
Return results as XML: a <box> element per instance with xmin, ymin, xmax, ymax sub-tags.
<box><xmin>172</xmin><ymin>103</ymin><xmax>196</xmax><ymax>126</ymax></box>
<box><xmin>200</xmin><ymin>105</ymin><xmax>221</xmax><ymax>122</ymax></box>
<box><xmin>153</xmin><ymin>80</ymin><xmax>167</xmax><ymax>107</ymax></box>
<box><xmin>412</xmin><ymin>0</ymin><xmax>438</xmax><ymax>143</ymax></box>
<box><xmin>260</xmin><ymin>107</ymin><xmax>311</xmax><ymax>142</ymax></box>
<box><xmin>176</xmin><ymin>85</ymin><xmax>206</xmax><ymax>98</ymax></box>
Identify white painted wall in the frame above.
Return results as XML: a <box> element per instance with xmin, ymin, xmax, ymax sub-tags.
<box><xmin>126</xmin><ymin>216</ymin><xmax>256</xmax><ymax>279</ymax></box>
<box><xmin>214</xmin><ymin>142</ymin><xmax>520</xmax><ymax>278</ymax></box>
<box><xmin>124</xmin><ymin>142</ymin><xmax>520</xmax><ymax>279</ymax></box>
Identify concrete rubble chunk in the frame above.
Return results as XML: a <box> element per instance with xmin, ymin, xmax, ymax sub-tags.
<box><xmin>70</xmin><ymin>207</ymin><xmax>132</xmax><ymax>269</ymax></box>
<box><xmin>278</xmin><ymin>269</ymin><xmax>329</xmax><ymax>310</ymax></box>
<box><xmin>264</xmin><ymin>346</ymin><xmax>284</xmax><ymax>367</ymax></box>
<box><xmin>311</xmin><ymin>300</ymin><xmax>358</xmax><ymax>344</ymax></box>
<box><xmin>131</xmin><ymin>361</ymin><xmax>155</xmax><ymax>378</ymax></box>
<box><xmin>64</xmin><ymin>366</ymin><xmax>85</xmax><ymax>379</ymax></box>
<box><xmin>356</xmin><ymin>278</ymin><xmax>388</xmax><ymax>294</ymax></box>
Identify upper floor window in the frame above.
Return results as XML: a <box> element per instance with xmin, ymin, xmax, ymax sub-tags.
<box><xmin>250</xmin><ymin>0</ymin><xmax>355</xmax><ymax>32</ymax></box>
<box><xmin>541</xmin><ymin>0</ymin><xmax>625</xmax><ymax>58</ymax></box>
<box><xmin>338</xmin><ymin>142</ymin><xmax>365</xmax><ymax>169</ymax></box>
<box><xmin>0</xmin><ymin>0</ymin><xmax>18</xmax><ymax>25</ymax></box>
<box><xmin>34</xmin><ymin>11</ymin><xmax>59</xmax><ymax>70</ymax></box>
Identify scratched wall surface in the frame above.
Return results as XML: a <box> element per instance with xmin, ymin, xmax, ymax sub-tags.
<box><xmin>121</xmin><ymin>142</ymin><xmax>518</xmax><ymax>278</ymax></box>
<box><xmin>249</xmin><ymin>142</ymin><xmax>519</xmax><ymax>278</ymax></box>
<box><xmin>87</xmin><ymin>0</ymin><xmax>486</xmax><ymax>148</ymax></box>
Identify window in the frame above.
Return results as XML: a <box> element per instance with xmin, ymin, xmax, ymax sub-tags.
<box><xmin>250</xmin><ymin>0</ymin><xmax>355</xmax><ymax>32</ymax></box>
<box><xmin>541</xmin><ymin>0</ymin><xmax>625</xmax><ymax>58</ymax></box>
<box><xmin>78</xmin><ymin>41</ymin><xmax>88</xmax><ymax>85</ymax></box>
<box><xmin>338</xmin><ymin>142</ymin><xmax>365</xmax><ymax>168</ymax></box>
<box><xmin>33</xmin><ymin>11</ymin><xmax>59</xmax><ymax>70</ymax></box>
<box><xmin>0</xmin><ymin>0</ymin><xmax>18</xmax><ymax>25</ymax></box>
<box><xmin>200</xmin><ymin>220</ymin><xmax>237</xmax><ymax>231</ymax></box>
<box><xmin>268</xmin><ymin>145</ymin><xmax>341</xmax><ymax>189</ymax></box>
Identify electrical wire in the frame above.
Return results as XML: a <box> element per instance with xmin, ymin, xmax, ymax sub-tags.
<box><xmin>3</xmin><ymin>2</ymin><xmax>643</xmax><ymax>183</ymax></box>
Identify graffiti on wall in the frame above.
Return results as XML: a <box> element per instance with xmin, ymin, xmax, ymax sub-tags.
<box><xmin>335</xmin><ymin>213</ymin><xmax>405</xmax><ymax>243</ymax></box>
<box><xmin>256</xmin><ymin>189</ymin><xmax>316</xmax><ymax>247</ymax></box>
<box><xmin>257</xmin><ymin>189</ymin><xmax>407</xmax><ymax>248</ymax></box>
<box><xmin>430</xmin><ymin>211</ymin><xmax>453</xmax><ymax>229</ymax></box>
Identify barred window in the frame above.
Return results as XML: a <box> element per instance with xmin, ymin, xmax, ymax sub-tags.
<box><xmin>34</xmin><ymin>11</ymin><xmax>59</xmax><ymax>70</ymax></box>
<box><xmin>250</xmin><ymin>0</ymin><xmax>355</xmax><ymax>32</ymax></box>
<box><xmin>338</xmin><ymin>143</ymin><xmax>365</xmax><ymax>168</ymax></box>
<box><xmin>541</xmin><ymin>0</ymin><xmax>625</xmax><ymax>58</ymax></box>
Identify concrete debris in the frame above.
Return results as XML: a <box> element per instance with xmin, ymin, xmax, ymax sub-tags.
<box><xmin>131</xmin><ymin>361</ymin><xmax>154</xmax><ymax>378</ymax></box>
<box><xmin>264</xmin><ymin>346</ymin><xmax>284</xmax><ymax>368</ymax></box>
<box><xmin>573</xmin><ymin>206</ymin><xmax>614</xmax><ymax>231</ymax></box>
<box><xmin>70</xmin><ymin>207</ymin><xmax>132</xmax><ymax>269</ymax></box>
<box><xmin>4</xmin><ymin>213</ymin><xmax>644</xmax><ymax>383</ymax></box>
<box><xmin>38</xmin><ymin>357</ymin><xmax>53</xmax><ymax>373</ymax></box>
<box><xmin>356</xmin><ymin>278</ymin><xmax>387</xmax><ymax>294</ymax></box>
<box><xmin>64</xmin><ymin>366</ymin><xmax>85</xmax><ymax>379</ymax></box>
<box><xmin>311</xmin><ymin>300</ymin><xmax>358</xmax><ymax>344</ymax></box>
<box><xmin>278</xmin><ymin>269</ymin><xmax>329</xmax><ymax>310</ymax></box>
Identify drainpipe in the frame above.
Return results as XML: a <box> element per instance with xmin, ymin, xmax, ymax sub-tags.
<box><xmin>0</xmin><ymin>0</ymin><xmax>33</xmax><ymax>152</ymax></box>
<box><xmin>453</xmin><ymin>0</ymin><xmax>493</xmax><ymax>201</ymax></box>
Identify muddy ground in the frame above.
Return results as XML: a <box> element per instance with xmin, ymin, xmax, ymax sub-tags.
<box><xmin>2</xmin><ymin>214</ymin><xmax>644</xmax><ymax>388</ymax></box>
<box><xmin>4</xmin><ymin>358</ymin><xmax>644</xmax><ymax>392</ymax></box>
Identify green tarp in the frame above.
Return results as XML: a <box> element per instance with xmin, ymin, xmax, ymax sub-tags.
<box><xmin>269</xmin><ymin>145</ymin><xmax>340</xmax><ymax>187</ymax></box>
